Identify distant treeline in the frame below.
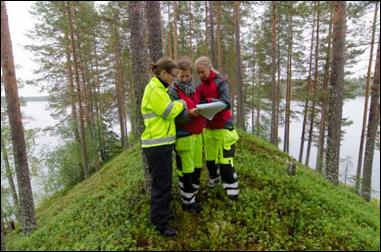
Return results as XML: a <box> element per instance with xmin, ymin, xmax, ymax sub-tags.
<box><xmin>1</xmin><ymin>96</ymin><xmax>49</xmax><ymax>105</ymax></box>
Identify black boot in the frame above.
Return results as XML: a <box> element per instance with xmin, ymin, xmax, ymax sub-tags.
<box><xmin>182</xmin><ymin>202</ymin><xmax>202</xmax><ymax>213</ymax></box>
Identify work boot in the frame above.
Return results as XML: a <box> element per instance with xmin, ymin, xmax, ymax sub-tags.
<box><xmin>182</xmin><ymin>202</ymin><xmax>202</xmax><ymax>213</ymax></box>
<box><xmin>158</xmin><ymin>226</ymin><xmax>177</xmax><ymax>237</ymax></box>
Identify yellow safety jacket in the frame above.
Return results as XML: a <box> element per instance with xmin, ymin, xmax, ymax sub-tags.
<box><xmin>141</xmin><ymin>76</ymin><xmax>186</xmax><ymax>148</ymax></box>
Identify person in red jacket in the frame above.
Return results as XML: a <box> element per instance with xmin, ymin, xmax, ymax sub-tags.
<box><xmin>168</xmin><ymin>59</ymin><xmax>204</xmax><ymax>212</ymax></box>
<box><xmin>195</xmin><ymin>56</ymin><xmax>239</xmax><ymax>200</ymax></box>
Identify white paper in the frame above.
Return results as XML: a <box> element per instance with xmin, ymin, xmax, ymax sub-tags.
<box><xmin>196</xmin><ymin>101</ymin><xmax>227</xmax><ymax>120</ymax></box>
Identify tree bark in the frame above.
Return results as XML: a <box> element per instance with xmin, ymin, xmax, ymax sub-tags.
<box><xmin>325</xmin><ymin>1</ymin><xmax>346</xmax><ymax>185</ymax></box>
<box><xmin>361</xmin><ymin>38</ymin><xmax>380</xmax><ymax>201</ymax></box>
<box><xmin>210</xmin><ymin>1</ymin><xmax>216</xmax><ymax>66</ymax></box>
<box><xmin>355</xmin><ymin>1</ymin><xmax>378</xmax><ymax>193</ymax></box>
<box><xmin>316</xmin><ymin>5</ymin><xmax>333</xmax><ymax>173</ymax></box>
<box><xmin>305</xmin><ymin>1</ymin><xmax>320</xmax><ymax>166</ymax></box>
<box><xmin>128</xmin><ymin>1</ymin><xmax>150</xmax><ymax>192</ymax></box>
<box><xmin>299</xmin><ymin>4</ymin><xmax>316</xmax><ymax>162</ymax></box>
<box><xmin>283</xmin><ymin>3</ymin><xmax>293</xmax><ymax>154</ymax></box>
<box><xmin>270</xmin><ymin>1</ymin><xmax>278</xmax><ymax>145</ymax></box>
<box><xmin>146</xmin><ymin>1</ymin><xmax>163</xmax><ymax>63</ymax></box>
<box><xmin>216</xmin><ymin>1</ymin><xmax>223</xmax><ymax>73</ymax></box>
<box><xmin>1</xmin><ymin>1</ymin><xmax>36</xmax><ymax>234</ymax></box>
<box><xmin>172</xmin><ymin>1</ymin><xmax>178</xmax><ymax>60</ymax></box>
<box><xmin>234</xmin><ymin>1</ymin><xmax>245</xmax><ymax>130</ymax></box>
<box><xmin>67</xmin><ymin>1</ymin><xmax>89</xmax><ymax>179</ymax></box>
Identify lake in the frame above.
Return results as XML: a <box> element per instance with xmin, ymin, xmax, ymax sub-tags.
<box><xmin>20</xmin><ymin>97</ymin><xmax>380</xmax><ymax>202</ymax></box>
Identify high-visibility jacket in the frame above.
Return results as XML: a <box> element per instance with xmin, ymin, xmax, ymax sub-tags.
<box><xmin>141</xmin><ymin>76</ymin><xmax>186</xmax><ymax>148</ymax></box>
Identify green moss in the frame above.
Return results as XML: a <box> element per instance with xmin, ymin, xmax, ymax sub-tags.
<box><xmin>6</xmin><ymin>131</ymin><xmax>380</xmax><ymax>251</ymax></box>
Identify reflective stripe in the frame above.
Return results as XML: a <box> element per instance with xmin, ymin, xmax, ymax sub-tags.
<box><xmin>141</xmin><ymin>136</ymin><xmax>176</xmax><ymax>146</ymax></box>
<box><xmin>233</xmin><ymin>172</ymin><xmax>238</xmax><ymax>179</ymax></box>
<box><xmin>192</xmin><ymin>183</ymin><xmax>200</xmax><ymax>189</ymax></box>
<box><xmin>162</xmin><ymin>103</ymin><xmax>174</xmax><ymax>118</ymax></box>
<box><xmin>209</xmin><ymin>177</ymin><xmax>219</xmax><ymax>183</ymax></box>
<box><xmin>180</xmin><ymin>189</ymin><xmax>195</xmax><ymax>199</ymax></box>
<box><xmin>143</xmin><ymin>113</ymin><xmax>157</xmax><ymax>119</ymax></box>
<box><xmin>182</xmin><ymin>197</ymin><xmax>195</xmax><ymax>205</ymax></box>
<box><xmin>178</xmin><ymin>181</ymin><xmax>184</xmax><ymax>188</ymax></box>
<box><xmin>223</xmin><ymin>182</ymin><xmax>239</xmax><ymax>189</ymax></box>
<box><xmin>226</xmin><ymin>189</ymin><xmax>239</xmax><ymax>196</ymax></box>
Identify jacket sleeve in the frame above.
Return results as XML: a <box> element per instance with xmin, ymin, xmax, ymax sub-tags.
<box><xmin>214</xmin><ymin>78</ymin><xmax>232</xmax><ymax>109</ymax></box>
<box><xmin>149</xmin><ymin>87</ymin><xmax>186</xmax><ymax>120</ymax></box>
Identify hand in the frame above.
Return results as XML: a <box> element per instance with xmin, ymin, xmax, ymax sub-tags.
<box><xmin>189</xmin><ymin>108</ymin><xmax>200</xmax><ymax>117</ymax></box>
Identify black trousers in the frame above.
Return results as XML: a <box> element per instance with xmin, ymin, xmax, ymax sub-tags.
<box><xmin>143</xmin><ymin>144</ymin><xmax>174</xmax><ymax>231</ymax></box>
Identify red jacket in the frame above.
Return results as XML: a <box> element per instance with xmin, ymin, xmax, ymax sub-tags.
<box><xmin>173</xmin><ymin>84</ymin><xmax>205</xmax><ymax>134</ymax></box>
<box><xmin>197</xmin><ymin>70</ymin><xmax>233</xmax><ymax>129</ymax></box>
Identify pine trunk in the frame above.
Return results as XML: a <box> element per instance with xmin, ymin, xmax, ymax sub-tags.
<box><xmin>299</xmin><ymin>4</ymin><xmax>316</xmax><ymax>162</ymax></box>
<box><xmin>325</xmin><ymin>1</ymin><xmax>346</xmax><ymax>185</ymax></box>
<box><xmin>146</xmin><ymin>1</ymin><xmax>163</xmax><ymax>63</ymax></box>
<box><xmin>67</xmin><ymin>1</ymin><xmax>89</xmax><ymax>179</ymax></box>
<box><xmin>173</xmin><ymin>1</ymin><xmax>178</xmax><ymax>60</ymax></box>
<box><xmin>270</xmin><ymin>1</ymin><xmax>278</xmax><ymax>145</ymax></box>
<box><xmin>216</xmin><ymin>1</ymin><xmax>223</xmax><ymax>73</ymax></box>
<box><xmin>356</xmin><ymin>2</ymin><xmax>378</xmax><ymax>193</ymax></box>
<box><xmin>210</xmin><ymin>1</ymin><xmax>216</xmax><ymax>66</ymax></box>
<box><xmin>1</xmin><ymin>1</ymin><xmax>36</xmax><ymax>234</ymax></box>
<box><xmin>305</xmin><ymin>1</ymin><xmax>320</xmax><ymax>166</ymax></box>
<box><xmin>284</xmin><ymin>4</ymin><xmax>293</xmax><ymax>154</ymax></box>
<box><xmin>129</xmin><ymin>1</ymin><xmax>151</xmax><ymax>192</ymax></box>
<box><xmin>361</xmin><ymin>39</ymin><xmax>380</xmax><ymax>201</ymax></box>
<box><xmin>316</xmin><ymin>6</ymin><xmax>333</xmax><ymax>173</ymax></box>
<box><xmin>234</xmin><ymin>1</ymin><xmax>245</xmax><ymax>130</ymax></box>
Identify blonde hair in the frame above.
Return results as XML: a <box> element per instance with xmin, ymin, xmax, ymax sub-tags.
<box><xmin>150</xmin><ymin>57</ymin><xmax>177</xmax><ymax>76</ymax></box>
<box><xmin>194</xmin><ymin>56</ymin><xmax>220</xmax><ymax>74</ymax></box>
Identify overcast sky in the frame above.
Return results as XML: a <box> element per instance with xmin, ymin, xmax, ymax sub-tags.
<box><xmin>3</xmin><ymin>1</ymin><xmax>379</xmax><ymax>97</ymax></box>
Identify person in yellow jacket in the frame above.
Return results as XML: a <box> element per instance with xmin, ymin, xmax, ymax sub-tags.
<box><xmin>141</xmin><ymin>57</ymin><xmax>198</xmax><ymax>237</ymax></box>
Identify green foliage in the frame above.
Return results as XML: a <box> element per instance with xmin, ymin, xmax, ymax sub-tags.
<box><xmin>6</xmin><ymin>131</ymin><xmax>380</xmax><ymax>250</ymax></box>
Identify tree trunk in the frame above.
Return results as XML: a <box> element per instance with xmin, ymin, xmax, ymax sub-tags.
<box><xmin>146</xmin><ymin>1</ymin><xmax>163</xmax><ymax>63</ymax></box>
<box><xmin>172</xmin><ymin>1</ymin><xmax>178</xmax><ymax>60</ymax></box>
<box><xmin>284</xmin><ymin>3</ymin><xmax>293</xmax><ymax>154</ymax></box>
<box><xmin>112</xmin><ymin>9</ymin><xmax>128</xmax><ymax>150</ymax></box>
<box><xmin>64</xmin><ymin>34</ymin><xmax>80</xmax><ymax>145</ymax></box>
<box><xmin>166</xmin><ymin>2</ymin><xmax>173</xmax><ymax>59</ymax></box>
<box><xmin>356</xmin><ymin>1</ymin><xmax>379</xmax><ymax>193</ymax></box>
<box><xmin>234</xmin><ymin>1</ymin><xmax>245</xmax><ymax>130</ymax></box>
<box><xmin>1</xmin><ymin>1</ymin><xmax>36</xmax><ymax>234</ymax></box>
<box><xmin>204</xmin><ymin>1</ymin><xmax>209</xmax><ymax>57</ymax></box>
<box><xmin>361</xmin><ymin>38</ymin><xmax>380</xmax><ymax>201</ymax></box>
<box><xmin>251</xmin><ymin>46</ymin><xmax>256</xmax><ymax>134</ymax></box>
<box><xmin>188</xmin><ymin>2</ymin><xmax>194</xmax><ymax>60</ymax></box>
<box><xmin>299</xmin><ymin>4</ymin><xmax>316</xmax><ymax>162</ymax></box>
<box><xmin>325</xmin><ymin>1</ymin><xmax>346</xmax><ymax>185</ymax></box>
<box><xmin>270</xmin><ymin>1</ymin><xmax>278</xmax><ymax>145</ymax></box>
<box><xmin>305</xmin><ymin>1</ymin><xmax>320</xmax><ymax>166</ymax></box>
<box><xmin>1</xmin><ymin>207</ymin><xmax>5</xmax><ymax>251</ymax></box>
<box><xmin>67</xmin><ymin>1</ymin><xmax>89</xmax><ymax>179</ymax></box>
<box><xmin>128</xmin><ymin>1</ymin><xmax>150</xmax><ymax>192</ymax></box>
<box><xmin>316</xmin><ymin>5</ymin><xmax>333</xmax><ymax>173</ymax></box>
<box><xmin>210</xmin><ymin>1</ymin><xmax>216</xmax><ymax>66</ymax></box>
<box><xmin>216</xmin><ymin>1</ymin><xmax>223</xmax><ymax>73</ymax></box>
<box><xmin>0</xmin><ymin>137</ymin><xmax>21</xmax><ymax>225</ymax></box>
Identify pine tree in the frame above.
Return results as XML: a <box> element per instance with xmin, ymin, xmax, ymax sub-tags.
<box><xmin>361</xmin><ymin>38</ymin><xmax>380</xmax><ymax>201</ymax></box>
<box><xmin>1</xmin><ymin>1</ymin><xmax>37</xmax><ymax>234</ymax></box>
<box><xmin>325</xmin><ymin>1</ymin><xmax>347</xmax><ymax>185</ymax></box>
